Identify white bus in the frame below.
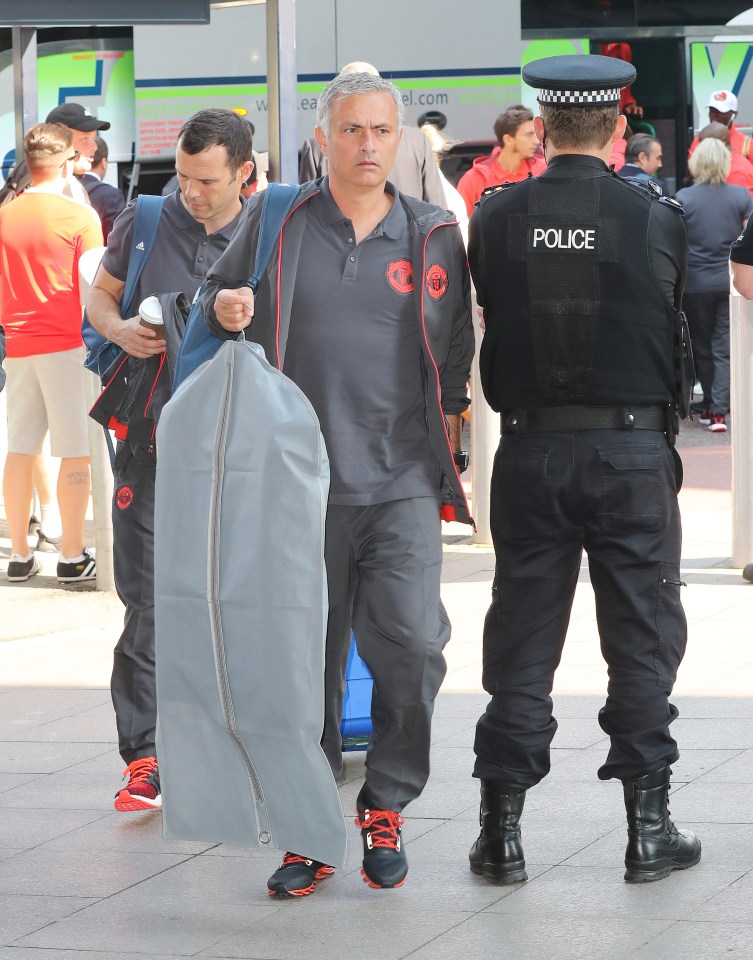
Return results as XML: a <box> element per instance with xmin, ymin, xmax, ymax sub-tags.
<box><xmin>3</xmin><ymin>0</ymin><xmax>753</xmax><ymax>193</ymax></box>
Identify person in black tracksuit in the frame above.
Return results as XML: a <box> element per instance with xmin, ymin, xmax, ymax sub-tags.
<box><xmin>86</xmin><ymin>110</ymin><xmax>252</xmax><ymax>812</ymax></box>
<box><xmin>467</xmin><ymin>55</ymin><xmax>701</xmax><ymax>885</ymax></box>
<box><xmin>203</xmin><ymin>71</ymin><xmax>473</xmax><ymax>896</ymax></box>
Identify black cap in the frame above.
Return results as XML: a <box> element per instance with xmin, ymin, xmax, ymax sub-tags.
<box><xmin>417</xmin><ymin>110</ymin><xmax>447</xmax><ymax>131</ymax></box>
<box><xmin>45</xmin><ymin>103</ymin><xmax>111</xmax><ymax>132</ymax></box>
<box><xmin>522</xmin><ymin>54</ymin><xmax>635</xmax><ymax>106</ymax></box>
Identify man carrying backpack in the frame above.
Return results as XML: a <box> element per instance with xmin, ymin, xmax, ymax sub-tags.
<box><xmin>85</xmin><ymin>108</ymin><xmax>253</xmax><ymax>812</ymax></box>
<box><xmin>203</xmin><ymin>71</ymin><xmax>473</xmax><ymax>895</ymax></box>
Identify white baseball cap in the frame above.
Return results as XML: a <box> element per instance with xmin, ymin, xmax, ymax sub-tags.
<box><xmin>706</xmin><ymin>90</ymin><xmax>738</xmax><ymax>113</ymax></box>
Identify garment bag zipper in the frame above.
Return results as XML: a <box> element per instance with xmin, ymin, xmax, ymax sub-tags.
<box><xmin>207</xmin><ymin>349</ymin><xmax>272</xmax><ymax>845</ymax></box>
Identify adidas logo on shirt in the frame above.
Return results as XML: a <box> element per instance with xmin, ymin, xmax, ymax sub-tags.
<box><xmin>136</xmin><ymin>241</ymin><xmax>145</xmax><ymax>251</ymax></box>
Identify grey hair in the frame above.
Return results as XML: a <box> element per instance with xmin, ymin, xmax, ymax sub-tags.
<box><xmin>339</xmin><ymin>61</ymin><xmax>379</xmax><ymax>76</ymax></box>
<box><xmin>316</xmin><ymin>72</ymin><xmax>404</xmax><ymax>136</ymax></box>
<box><xmin>689</xmin><ymin>136</ymin><xmax>731</xmax><ymax>186</ymax></box>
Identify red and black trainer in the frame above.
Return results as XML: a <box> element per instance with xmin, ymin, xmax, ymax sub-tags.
<box><xmin>355</xmin><ymin>807</ymin><xmax>408</xmax><ymax>888</ymax></box>
<box><xmin>267</xmin><ymin>852</ymin><xmax>335</xmax><ymax>897</ymax></box>
<box><xmin>114</xmin><ymin>756</ymin><xmax>161</xmax><ymax>811</ymax></box>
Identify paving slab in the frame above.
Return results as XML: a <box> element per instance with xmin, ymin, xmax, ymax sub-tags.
<box><xmin>1</xmin><ymin>431</ymin><xmax>752</xmax><ymax>959</ymax></box>
<box><xmin>0</xmin><ymin>895</ymin><xmax>98</xmax><ymax>944</ymax></box>
<box><xmin>405</xmin><ymin>914</ymin><xmax>676</xmax><ymax>960</ymax></box>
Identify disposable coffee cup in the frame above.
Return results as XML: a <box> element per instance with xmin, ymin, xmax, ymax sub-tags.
<box><xmin>139</xmin><ymin>295</ymin><xmax>165</xmax><ymax>340</ymax></box>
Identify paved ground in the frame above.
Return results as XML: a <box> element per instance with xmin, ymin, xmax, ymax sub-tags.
<box><xmin>0</xmin><ymin>415</ymin><xmax>751</xmax><ymax>960</ymax></box>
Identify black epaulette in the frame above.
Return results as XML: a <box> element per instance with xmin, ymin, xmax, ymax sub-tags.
<box><xmin>620</xmin><ymin>175</ymin><xmax>663</xmax><ymax>197</ymax></box>
<box><xmin>481</xmin><ymin>178</ymin><xmax>526</xmax><ymax>197</ymax></box>
<box><xmin>658</xmin><ymin>195</ymin><xmax>684</xmax><ymax>215</ymax></box>
<box><xmin>616</xmin><ymin>175</ymin><xmax>683</xmax><ymax>214</ymax></box>
<box><xmin>476</xmin><ymin>178</ymin><xmax>524</xmax><ymax>210</ymax></box>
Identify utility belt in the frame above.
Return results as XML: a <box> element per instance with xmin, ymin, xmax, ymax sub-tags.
<box><xmin>501</xmin><ymin>404</ymin><xmax>668</xmax><ymax>435</ymax></box>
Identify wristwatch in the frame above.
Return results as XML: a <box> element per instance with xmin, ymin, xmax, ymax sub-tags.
<box><xmin>453</xmin><ymin>450</ymin><xmax>470</xmax><ymax>472</ymax></box>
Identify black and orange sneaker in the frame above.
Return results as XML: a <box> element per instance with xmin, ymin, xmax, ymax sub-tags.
<box><xmin>267</xmin><ymin>853</ymin><xmax>335</xmax><ymax>897</ymax></box>
<box><xmin>355</xmin><ymin>806</ymin><xmax>408</xmax><ymax>888</ymax></box>
<box><xmin>114</xmin><ymin>756</ymin><xmax>161</xmax><ymax>811</ymax></box>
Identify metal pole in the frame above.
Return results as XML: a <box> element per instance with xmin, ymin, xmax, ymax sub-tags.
<box><xmin>12</xmin><ymin>26</ymin><xmax>37</xmax><ymax>158</ymax></box>
<box><xmin>265</xmin><ymin>0</ymin><xmax>298</xmax><ymax>184</ymax></box>
<box><xmin>730</xmin><ymin>285</ymin><xmax>753</xmax><ymax>568</ymax></box>
<box><xmin>470</xmin><ymin>291</ymin><xmax>498</xmax><ymax>546</ymax></box>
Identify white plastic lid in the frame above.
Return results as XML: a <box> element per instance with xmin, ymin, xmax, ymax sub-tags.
<box><xmin>139</xmin><ymin>295</ymin><xmax>164</xmax><ymax>324</ymax></box>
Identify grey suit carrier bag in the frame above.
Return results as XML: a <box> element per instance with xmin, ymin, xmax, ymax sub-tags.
<box><xmin>154</xmin><ymin>338</ymin><xmax>346</xmax><ymax>868</ymax></box>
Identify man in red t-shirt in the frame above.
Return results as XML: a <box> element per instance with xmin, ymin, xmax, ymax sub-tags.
<box><xmin>0</xmin><ymin>123</ymin><xmax>103</xmax><ymax>582</ymax></box>
<box><xmin>458</xmin><ymin>105</ymin><xmax>547</xmax><ymax>216</ymax></box>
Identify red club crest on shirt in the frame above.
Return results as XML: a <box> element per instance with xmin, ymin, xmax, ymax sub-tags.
<box><xmin>115</xmin><ymin>485</ymin><xmax>134</xmax><ymax>510</ymax></box>
<box><xmin>386</xmin><ymin>258</ymin><xmax>414</xmax><ymax>294</ymax></box>
<box><xmin>425</xmin><ymin>263</ymin><xmax>448</xmax><ymax>301</ymax></box>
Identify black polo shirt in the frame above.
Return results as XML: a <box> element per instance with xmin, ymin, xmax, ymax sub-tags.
<box><xmin>283</xmin><ymin>179</ymin><xmax>437</xmax><ymax>506</ymax></box>
<box><xmin>102</xmin><ymin>190</ymin><xmax>245</xmax><ymax>314</ymax></box>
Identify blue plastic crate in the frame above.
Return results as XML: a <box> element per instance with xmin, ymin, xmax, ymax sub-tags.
<box><xmin>340</xmin><ymin>634</ymin><xmax>373</xmax><ymax>752</ymax></box>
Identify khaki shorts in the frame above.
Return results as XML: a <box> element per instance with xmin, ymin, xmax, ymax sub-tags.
<box><xmin>5</xmin><ymin>347</ymin><xmax>91</xmax><ymax>458</ymax></box>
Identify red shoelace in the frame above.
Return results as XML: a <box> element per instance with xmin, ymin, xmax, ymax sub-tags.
<box><xmin>355</xmin><ymin>808</ymin><xmax>405</xmax><ymax>848</ymax></box>
<box><xmin>123</xmin><ymin>756</ymin><xmax>158</xmax><ymax>785</ymax></box>
<box><xmin>277</xmin><ymin>852</ymin><xmax>334</xmax><ymax>879</ymax></box>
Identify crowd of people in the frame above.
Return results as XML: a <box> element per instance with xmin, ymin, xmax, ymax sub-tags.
<box><xmin>2</xmin><ymin>53</ymin><xmax>753</xmax><ymax>899</ymax></box>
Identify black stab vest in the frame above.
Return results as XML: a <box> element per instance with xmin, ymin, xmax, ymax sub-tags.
<box><xmin>478</xmin><ymin>165</ymin><xmax>678</xmax><ymax>413</ymax></box>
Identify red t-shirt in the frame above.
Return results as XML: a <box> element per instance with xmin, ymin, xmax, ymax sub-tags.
<box><xmin>457</xmin><ymin>147</ymin><xmax>547</xmax><ymax>217</ymax></box>
<box><xmin>727</xmin><ymin>151</ymin><xmax>753</xmax><ymax>198</ymax></box>
<box><xmin>0</xmin><ymin>190</ymin><xmax>103</xmax><ymax>357</ymax></box>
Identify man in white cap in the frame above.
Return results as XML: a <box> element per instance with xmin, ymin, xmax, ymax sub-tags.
<box><xmin>689</xmin><ymin>90</ymin><xmax>752</xmax><ymax>164</ymax></box>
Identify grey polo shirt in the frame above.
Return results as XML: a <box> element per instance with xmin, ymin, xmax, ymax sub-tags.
<box><xmin>283</xmin><ymin>179</ymin><xmax>437</xmax><ymax>506</ymax></box>
<box><xmin>102</xmin><ymin>190</ymin><xmax>246</xmax><ymax>311</ymax></box>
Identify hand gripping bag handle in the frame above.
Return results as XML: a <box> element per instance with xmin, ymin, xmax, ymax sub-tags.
<box><xmin>172</xmin><ymin>182</ymin><xmax>300</xmax><ymax>390</ymax></box>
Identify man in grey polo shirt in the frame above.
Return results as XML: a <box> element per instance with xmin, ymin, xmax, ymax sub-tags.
<box><xmin>202</xmin><ymin>71</ymin><xmax>473</xmax><ymax>896</ymax></box>
<box><xmin>299</xmin><ymin>61</ymin><xmax>447</xmax><ymax>208</ymax></box>
<box><xmin>86</xmin><ymin>108</ymin><xmax>253</xmax><ymax>815</ymax></box>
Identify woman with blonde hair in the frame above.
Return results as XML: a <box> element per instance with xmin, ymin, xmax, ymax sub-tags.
<box><xmin>676</xmin><ymin>137</ymin><xmax>752</xmax><ymax>432</ymax></box>
<box><xmin>419</xmin><ymin>119</ymin><xmax>468</xmax><ymax>246</ymax></box>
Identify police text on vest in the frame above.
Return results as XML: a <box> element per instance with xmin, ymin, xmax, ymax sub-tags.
<box><xmin>531</xmin><ymin>228</ymin><xmax>596</xmax><ymax>250</ymax></box>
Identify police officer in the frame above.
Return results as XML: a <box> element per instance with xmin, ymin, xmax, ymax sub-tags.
<box><xmin>467</xmin><ymin>55</ymin><xmax>701</xmax><ymax>884</ymax></box>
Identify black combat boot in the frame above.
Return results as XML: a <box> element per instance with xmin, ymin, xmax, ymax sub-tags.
<box><xmin>622</xmin><ymin>765</ymin><xmax>701</xmax><ymax>883</ymax></box>
<box><xmin>468</xmin><ymin>780</ymin><xmax>528</xmax><ymax>884</ymax></box>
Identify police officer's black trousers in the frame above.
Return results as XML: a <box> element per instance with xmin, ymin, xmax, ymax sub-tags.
<box><xmin>110</xmin><ymin>442</ymin><xmax>158</xmax><ymax>765</ymax></box>
<box><xmin>473</xmin><ymin>429</ymin><xmax>687</xmax><ymax>789</ymax></box>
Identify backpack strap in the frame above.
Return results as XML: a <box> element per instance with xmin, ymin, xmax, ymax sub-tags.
<box><xmin>82</xmin><ymin>193</ymin><xmax>166</xmax><ymax>379</ymax></box>
<box><xmin>84</xmin><ymin>179</ymin><xmax>105</xmax><ymax>197</ymax></box>
<box><xmin>121</xmin><ymin>194</ymin><xmax>165</xmax><ymax>317</ymax></box>
<box><xmin>171</xmin><ymin>184</ymin><xmax>300</xmax><ymax>392</ymax></box>
<box><xmin>246</xmin><ymin>183</ymin><xmax>300</xmax><ymax>292</ymax></box>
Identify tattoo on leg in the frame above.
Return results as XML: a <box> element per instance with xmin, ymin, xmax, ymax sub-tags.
<box><xmin>67</xmin><ymin>471</ymin><xmax>90</xmax><ymax>486</ymax></box>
